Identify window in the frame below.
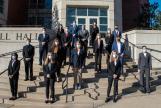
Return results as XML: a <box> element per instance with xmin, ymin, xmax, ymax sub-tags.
<box><xmin>100</xmin><ymin>25</ymin><xmax>107</xmax><ymax>32</ymax></box>
<box><xmin>77</xmin><ymin>8</ymin><xmax>87</xmax><ymax>16</ymax></box>
<box><xmin>67</xmin><ymin>8</ymin><xmax>76</xmax><ymax>16</ymax></box>
<box><xmin>100</xmin><ymin>17</ymin><xmax>107</xmax><ymax>24</ymax></box>
<box><xmin>44</xmin><ymin>17</ymin><xmax>52</xmax><ymax>28</ymax></box>
<box><xmin>0</xmin><ymin>0</ymin><xmax>4</xmax><ymax>13</ymax></box>
<box><xmin>100</xmin><ymin>8</ymin><xmax>107</xmax><ymax>16</ymax></box>
<box><xmin>78</xmin><ymin>18</ymin><xmax>86</xmax><ymax>24</ymax></box>
<box><xmin>67</xmin><ymin>16</ymin><xmax>75</xmax><ymax>26</ymax></box>
<box><xmin>88</xmin><ymin>8</ymin><xmax>98</xmax><ymax>16</ymax></box>
<box><xmin>44</xmin><ymin>0</ymin><xmax>52</xmax><ymax>9</ymax></box>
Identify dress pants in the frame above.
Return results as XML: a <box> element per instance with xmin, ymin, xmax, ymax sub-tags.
<box><xmin>118</xmin><ymin>54</ymin><xmax>124</xmax><ymax>74</ymax></box>
<box><xmin>24</xmin><ymin>59</ymin><xmax>33</xmax><ymax>80</ymax></box>
<box><xmin>45</xmin><ymin>77</ymin><xmax>55</xmax><ymax>99</ymax></box>
<box><xmin>107</xmin><ymin>77</ymin><xmax>118</xmax><ymax>97</ymax></box>
<box><xmin>73</xmin><ymin>68</ymin><xmax>82</xmax><ymax>86</ymax></box>
<box><xmin>95</xmin><ymin>50</ymin><xmax>102</xmax><ymax>71</ymax></box>
<box><xmin>140</xmin><ymin>69</ymin><xmax>150</xmax><ymax>92</ymax></box>
<box><xmin>39</xmin><ymin>47</ymin><xmax>48</xmax><ymax>64</ymax></box>
<box><xmin>9</xmin><ymin>78</ymin><xmax>18</xmax><ymax>97</ymax></box>
<box><xmin>82</xmin><ymin>41</ymin><xmax>88</xmax><ymax>67</ymax></box>
<box><xmin>62</xmin><ymin>47</ymin><xmax>67</xmax><ymax>64</ymax></box>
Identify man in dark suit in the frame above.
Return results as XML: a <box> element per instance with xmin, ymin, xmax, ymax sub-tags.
<box><xmin>112</xmin><ymin>25</ymin><xmax>122</xmax><ymax>42</ymax></box>
<box><xmin>91</xmin><ymin>22</ymin><xmax>99</xmax><ymax>46</ymax></box>
<box><xmin>8</xmin><ymin>53</ymin><xmax>20</xmax><ymax>100</ymax></box>
<box><xmin>61</xmin><ymin>27</ymin><xmax>72</xmax><ymax>66</ymax></box>
<box><xmin>93</xmin><ymin>33</ymin><xmax>104</xmax><ymax>73</ymax></box>
<box><xmin>69</xmin><ymin>21</ymin><xmax>79</xmax><ymax>49</ymax></box>
<box><xmin>23</xmin><ymin>38</ymin><xmax>35</xmax><ymax>81</ymax></box>
<box><xmin>138</xmin><ymin>46</ymin><xmax>152</xmax><ymax>93</ymax></box>
<box><xmin>105</xmin><ymin>51</ymin><xmax>121</xmax><ymax>103</ymax></box>
<box><xmin>112</xmin><ymin>35</ymin><xmax>125</xmax><ymax>74</ymax></box>
<box><xmin>78</xmin><ymin>25</ymin><xmax>89</xmax><ymax>68</ymax></box>
<box><xmin>38</xmin><ymin>28</ymin><xmax>49</xmax><ymax>65</ymax></box>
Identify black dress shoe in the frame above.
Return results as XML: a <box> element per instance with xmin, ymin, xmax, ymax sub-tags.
<box><xmin>105</xmin><ymin>97</ymin><xmax>111</xmax><ymax>103</ymax></box>
<box><xmin>113</xmin><ymin>96</ymin><xmax>117</xmax><ymax>103</ymax></box>
<box><xmin>139</xmin><ymin>87</ymin><xmax>145</xmax><ymax>92</ymax></box>
<box><xmin>50</xmin><ymin>98</ymin><xmax>55</xmax><ymax>104</ymax></box>
<box><xmin>9</xmin><ymin>97</ymin><xmax>14</xmax><ymax>100</ymax></box>
<box><xmin>12</xmin><ymin>96</ymin><xmax>17</xmax><ymax>100</ymax></box>
<box><xmin>45</xmin><ymin>100</ymin><xmax>49</xmax><ymax>104</ymax></box>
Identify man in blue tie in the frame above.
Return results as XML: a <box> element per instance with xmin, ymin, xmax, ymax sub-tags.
<box><xmin>112</xmin><ymin>25</ymin><xmax>122</xmax><ymax>42</ymax></box>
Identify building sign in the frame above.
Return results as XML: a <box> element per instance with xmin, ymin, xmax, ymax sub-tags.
<box><xmin>0</xmin><ymin>32</ymin><xmax>39</xmax><ymax>41</ymax></box>
<box><xmin>0</xmin><ymin>27</ymin><xmax>49</xmax><ymax>42</ymax></box>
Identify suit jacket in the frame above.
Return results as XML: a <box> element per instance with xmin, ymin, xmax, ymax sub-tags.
<box><xmin>22</xmin><ymin>44</ymin><xmax>35</xmax><ymax>59</ymax></box>
<box><xmin>61</xmin><ymin>32</ymin><xmax>72</xmax><ymax>48</ymax></box>
<box><xmin>108</xmin><ymin>60</ymin><xmax>121</xmax><ymax>78</ymax></box>
<box><xmin>105</xmin><ymin>35</ymin><xmax>114</xmax><ymax>53</ymax></box>
<box><xmin>112</xmin><ymin>42</ymin><xmax>125</xmax><ymax>55</ymax></box>
<box><xmin>78</xmin><ymin>29</ymin><xmax>89</xmax><ymax>42</ymax></box>
<box><xmin>38</xmin><ymin>34</ymin><xmax>49</xmax><ymax>48</ymax></box>
<box><xmin>93</xmin><ymin>39</ymin><xmax>104</xmax><ymax>53</ymax></box>
<box><xmin>112</xmin><ymin>30</ymin><xmax>122</xmax><ymax>41</ymax></box>
<box><xmin>52</xmin><ymin>49</ymin><xmax>63</xmax><ymax>67</ymax></box>
<box><xmin>138</xmin><ymin>52</ymin><xmax>152</xmax><ymax>70</ymax></box>
<box><xmin>8</xmin><ymin>60</ymin><xmax>20</xmax><ymax>79</ymax></box>
<box><xmin>69</xmin><ymin>25</ymin><xmax>79</xmax><ymax>36</ymax></box>
<box><xmin>57</xmin><ymin>29</ymin><xmax>64</xmax><ymax>43</ymax></box>
<box><xmin>91</xmin><ymin>27</ymin><xmax>99</xmax><ymax>38</ymax></box>
<box><xmin>69</xmin><ymin>25</ymin><xmax>79</xmax><ymax>48</ymax></box>
<box><xmin>43</xmin><ymin>63</ymin><xmax>57</xmax><ymax>80</ymax></box>
<box><xmin>71</xmin><ymin>49</ymin><xmax>84</xmax><ymax>68</ymax></box>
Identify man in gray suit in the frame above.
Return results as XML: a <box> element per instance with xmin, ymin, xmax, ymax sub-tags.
<box><xmin>138</xmin><ymin>46</ymin><xmax>152</xmax><ymax>93</ymax></box>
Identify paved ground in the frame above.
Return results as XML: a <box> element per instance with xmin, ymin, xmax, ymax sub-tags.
<box><xmin>99</xmin><ymin>93</ymin><xmax>161</xmax><ymax>108</ymax></box>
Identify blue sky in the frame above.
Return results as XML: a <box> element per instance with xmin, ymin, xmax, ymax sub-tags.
<box><xmin>149</xmin><ymin>0</ymin><xmax>161</xmax><ymax>10</ymax></box>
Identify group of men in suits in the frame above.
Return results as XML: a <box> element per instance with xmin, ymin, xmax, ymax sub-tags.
<box><xmin>7</xmin><ymin>23</ymin><xmax>152</xmax><ymax>102</ymax></box>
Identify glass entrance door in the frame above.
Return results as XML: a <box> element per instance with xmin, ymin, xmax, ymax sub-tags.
<box><xmin>76</xmin><ymin>16</ymin><xmax>99</xmax><ymax>46</ymax></box>
<box><xmin>76</xmin><ymin>16</ymin><xmax>99</xmax><ymax>32</ymax></box>
<box><xmin>76</xmin><ymin>17</ymin><xmax>87</xmax><ymax>30</ymax></box>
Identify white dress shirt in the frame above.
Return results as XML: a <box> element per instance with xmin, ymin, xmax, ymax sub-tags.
<box><xmin>12</xmin><ymin>60</ymin><xmax>16</xmax><ymax>67</ymax></box>
<box><xmin>143</xmin><ymin>52</ymin><xmax>147</xmax><ymax>57</ymax></box>
<box><xmin>117</xmin><ymin>42</ymin><xmax>121</xmax><ymax>53</ymax></box>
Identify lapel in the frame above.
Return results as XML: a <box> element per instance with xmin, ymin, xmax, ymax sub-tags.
<box><xmin>27</xmin><ymin>45</ymin><xmax>30</xmax><ymax>53</ymax></box>
<box><xmin>12</xmin><ymin>60</ymin><xmax>17</xmax><ymax>69</ymax></box>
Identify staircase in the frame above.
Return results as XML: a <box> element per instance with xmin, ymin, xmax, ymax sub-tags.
<box><xmin>1</xmin><ymin>52</ymin><xmax>161</xmax><ymax>108</ymax></box>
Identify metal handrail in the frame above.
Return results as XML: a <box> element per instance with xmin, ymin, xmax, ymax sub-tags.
<box><xmin>0</xmin><ymin>45</ymin><xmax>39</xmax><ymax>76</ymax></box>
<box><xmin>62</xmin><ymin>64</ymin><xmax>71</xmax><ymax>103</ymax></box>
<box><xmin>0</xmin><ymin>45</ymin><xmax>39</xmax><ymax>58</ymax></box>
<box><xmin>0</xmin><ymin>58</ymin><xmax>24</xmax><ymax>76</ymax></box>
<box><xmin>122</xmin><ymin>37</ymin><xmax>161</xmax><ymax>63</ymax></box>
